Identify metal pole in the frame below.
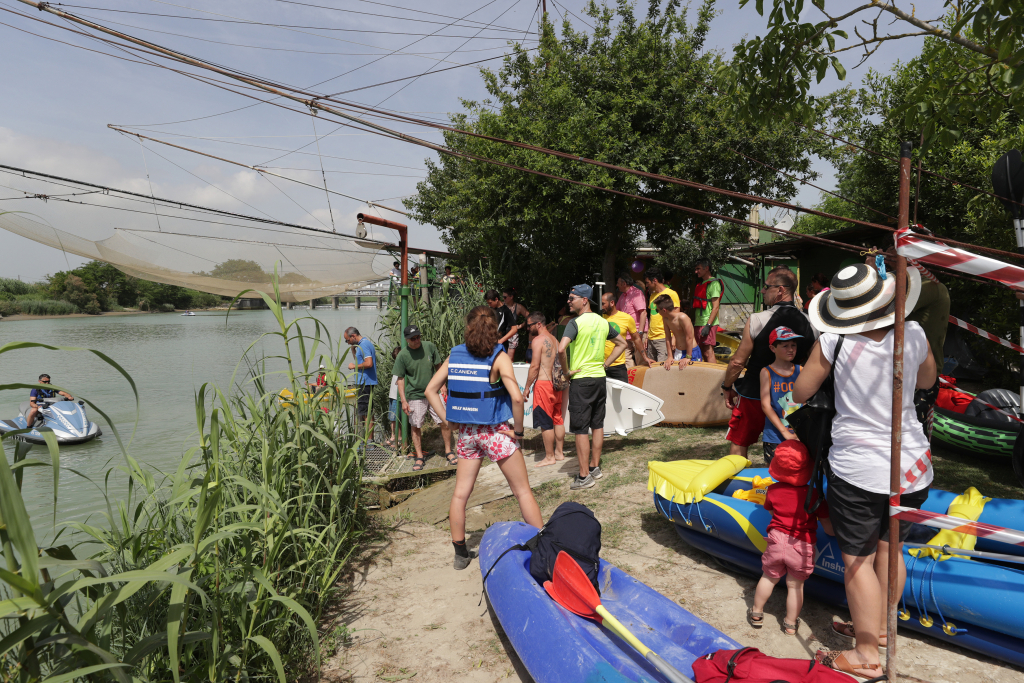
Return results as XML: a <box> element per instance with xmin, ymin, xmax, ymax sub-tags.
<box><xmin>886</xmin><ymin>141</ymin><xmax>912</xmax><ymax>683</ymax></box>
<box><xmin>358</xmin><ymin>214</ymin><xmax>411</xmax><ymax>453</ymax></box>
<box><xmin>1005</xmin><ymin>155</ymin><xmax>1024</xmax><ymax>411</ymax></box>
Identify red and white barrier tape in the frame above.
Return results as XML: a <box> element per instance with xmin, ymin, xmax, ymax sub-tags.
<box><xmin>889</xmin><ymin>504</ymin><xmax>1024</xmax><ymax>547</ymax></box>
<box><xmin>895</xmin><ymin>227</ymin><xmax>1024</xmax><ymax>291</ymax></box>
<box><xmin>948</xmin><ymin>315</ymin><xmax>1024</xmax><ymax>354</ymax></box>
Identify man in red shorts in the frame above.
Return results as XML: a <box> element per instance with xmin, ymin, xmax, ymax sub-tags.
<box><xmin>522</xmin><ymin>311</ymin><xmax>566</xmax><ymax>467</ymax></box>
<box><xmin>720</xmin><ymin>267</ymin><xmax>816</xmax><ymax>457</ymax></box>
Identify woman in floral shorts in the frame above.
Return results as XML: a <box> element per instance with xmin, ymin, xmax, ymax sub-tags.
<box><xmin>426</xmin><ymin>306</ymin><xmax>543</xmax><ymax>570</ymax></box>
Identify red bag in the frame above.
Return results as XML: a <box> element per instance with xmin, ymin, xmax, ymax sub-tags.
<box><xmin>692</xmin><ymin>648</ymin><xmax>861</xmax><ymax>683</ymax></box>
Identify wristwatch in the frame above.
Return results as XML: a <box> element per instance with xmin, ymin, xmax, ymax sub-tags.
<box><xmin>514</xmin><ymin>430</ymin><xmax>525</xmax><ymax>437</ymax></box>
<box><xmin>721</xmin><ymin>383</ymin><xmax>733</xmax><ymax>391</ymax></box>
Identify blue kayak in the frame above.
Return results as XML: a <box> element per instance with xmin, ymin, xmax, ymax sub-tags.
<box><xmin>479</xmin><ymin>522</ymin><xmax>740</xmax><ymax>683</ymax></box>
<box><xmin>648</xmin><ymin>460</ymin><xmax>1024</xmax><ymax>668</ymax></box>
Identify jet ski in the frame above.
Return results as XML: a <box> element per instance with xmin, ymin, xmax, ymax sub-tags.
<box><xmin>181</xmin><ymin>311</ymin><xmax>196</xmax><ymax>316</ymax></box>
<box><xmin>0</xmin><ymin>397</ymin><xmax>101</xmax><ymax>445</ymax></box>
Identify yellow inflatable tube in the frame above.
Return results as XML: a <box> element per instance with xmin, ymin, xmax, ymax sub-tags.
<box><xmin>647</xmin><ymin>455</ymin><xmax>750</xmax><ymax>504</ymax></box>
<box><xmin>911</xmin><ymin>487</ymin><xmax>991</xmax><ymax>560</ymax></box>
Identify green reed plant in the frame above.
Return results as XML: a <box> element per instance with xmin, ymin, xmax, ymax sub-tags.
<box><xmin>0</xmin><ymin>279</ymin><xmax>369</xmax><ymax>681</ymax></box>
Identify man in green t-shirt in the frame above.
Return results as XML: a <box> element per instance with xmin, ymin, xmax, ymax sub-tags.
<box><xmin>557</xmin><ymin>284</ymin><xmax>627</xmax><ymax>490</ymax></box>
<box><xmin>693</xmin><ymin>259</ymin><xmax>722</xmax><ymax>364</ymax></box>
<box><xmin>394</xmin><ymin>325</ymin><xmax>453</xmax><ymax>470</ymax></box>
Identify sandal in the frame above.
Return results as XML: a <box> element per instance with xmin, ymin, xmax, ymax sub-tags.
<box><xmin>815</xmin><ymin>649</ymin><xmax>882</xmax><ymax>680</ymax></box>
<box><xmin>747</xmin><ymin>607</ymin><xmax>763</xmax><ymax>629</ymax></box>
<box><xmin>445</xmin><ymin>451</ymin><xmax>458</xmax><ymax>466</ymax></box>
<box><xmin>831</xmin><ymin>620</ymin><xmax>887</xmax><ymax>648</ymax></box>
<box><xmin>412</xmin><ymin>457</ymin><xmax>425</xmax><ymax>472</ymax></box>
<box><xmin>782</xmin><ymin>618</ymin><xmax>799</xmax><ymax>635</ymax></box>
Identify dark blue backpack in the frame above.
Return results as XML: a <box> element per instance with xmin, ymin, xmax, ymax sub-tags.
<box><xmin>481</xmin><ymin>501</ymin><xmax>603</xmax><ymax>594</ymax></box>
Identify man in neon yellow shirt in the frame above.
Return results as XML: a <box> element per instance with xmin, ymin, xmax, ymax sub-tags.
<box><xmin>601</xmin><ymin>292</ymin><xmax>644</xmax><ymax>383</ymax></box>
<box><xmin>693</xmin><ymin>259</ymin><xmax>722</xmax><ymax>364</ymax></box>
<box><xmin>643</xmin><ymin>268</ymin><xmax>679</xmax><ymax>364</ymax></box>
<box><xmin>557</xmin><ymin>284</ymin><xmax>627</xmax><ymax>490</ymax></box>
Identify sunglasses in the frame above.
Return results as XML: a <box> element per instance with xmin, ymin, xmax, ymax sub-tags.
<box><xmin>40</xmin><ymin>378</ymin><xmax>51</xmax><ymax>383</ymax></box>
<box><xmin>407</xmin><ymin>336</ymin><xmax>421</xmax><ymax>342</ymax></box>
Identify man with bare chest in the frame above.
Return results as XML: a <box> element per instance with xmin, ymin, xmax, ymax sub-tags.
<box><xmin>522</xmin><ymin>311</ymin><xmax>566</xmax><ymax>467</ymax></box>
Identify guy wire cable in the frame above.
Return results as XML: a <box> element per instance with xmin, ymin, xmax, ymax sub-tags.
<box><xmin>109</xmin><ymin>126</ymin><xmax>411</xmax><ymax>217</ymax></box>
<box><xmin>0</xmin><ymin>164</ymin><xmax>391</xmax><ymax>242</ymax></box>
<box><xmin>16</xmin><ymin>0</ymin><xmax>1024</xmax><ymax>265</ymax></box>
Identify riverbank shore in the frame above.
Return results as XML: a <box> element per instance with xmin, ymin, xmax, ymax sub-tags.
<box><xmin>321</xmin><ymin>427</ymin><xmax>1022</xmax><ymax>683</ymax></box>
<box><xmin>0</xmin><ymin>308</ymin><xmax>232</xmax><ymax>322</ymax></box>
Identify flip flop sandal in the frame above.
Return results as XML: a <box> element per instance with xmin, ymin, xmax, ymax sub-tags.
<box><xmin>747</xmin><ymin>607</ymin><xmax>763</xmax><ymax>629</ymax></box>
<box><xmin>445</xmin><ymin>451</ymin><xmax>458</xmax><ymax>466</ymax></box>
<box><xmin>782</xmin><ymin>618</ymin><xmax>799</xmax><ymax>635</ymax></box>
<box><xmin>412</xmin><ymin>457</ymin><xmax>425</xmax><ymax>472</ymax></box>
<box><xmin>815</xmin><ymin>649</ymin><xmax>883</xmax><ymax>680</ymax></box>
<box><xmin>831</xmin><ymin>620</ymin><xmax>887</xmax><ymax>648</ymax></box>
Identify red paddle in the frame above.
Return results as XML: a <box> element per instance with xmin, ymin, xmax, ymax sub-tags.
<box><xmin>543</xmin><ymin>552</ymin><xmax>693</xmax><ymax>683</ymax></box>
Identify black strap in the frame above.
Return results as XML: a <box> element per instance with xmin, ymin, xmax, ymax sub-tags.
<box><xmin>805</xmin><ymin>335</ymin><xmax>843</xmax><ymax>515</ymax></box>
<box><xmin>449</xmin><ymin>388</ymin><xmax>507</xmax><ymax>399</ymax></box>
<box><xmin>723</xmin><ymin>648</ymin><xmax>756</xmax><ymax>683</ymax></box>
<box><xmin>478</xmin><ymin>532</ymin><xmax>542</xmax><ymax>606</ymax></box>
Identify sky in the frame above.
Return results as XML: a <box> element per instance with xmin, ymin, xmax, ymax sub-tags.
<box><xmin>0</xmin><ymin>0</ymin><xmax>937</xmax><ymax>282</ymax></box>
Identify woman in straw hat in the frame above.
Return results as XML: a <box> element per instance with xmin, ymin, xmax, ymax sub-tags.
<box><xmin>793</xmin><ymin>262</ymin><xmax>936</xmax><ymax>679</ymax></box>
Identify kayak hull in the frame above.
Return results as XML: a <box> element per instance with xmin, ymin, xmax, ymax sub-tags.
<box><xmin>480</xmin><ymin>521</ymin><xmax>741</xmax><ymax>683</ymax></box>
<box><xmin>650</xmin><ymin>466</ymin><xmax>1024</xmax><ymax>668</ymax></box>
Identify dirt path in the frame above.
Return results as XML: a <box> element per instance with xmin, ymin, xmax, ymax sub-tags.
<box><xmin>322</xmin><ymin>427</ymin><xmax>1022</xmax><ymax>683</ymax></box>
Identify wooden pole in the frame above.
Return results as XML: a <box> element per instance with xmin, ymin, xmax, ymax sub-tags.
<box><xmin>887</xmin><ymin>141</ymin><xmax>912</xmax><ymax>682</ymax></box>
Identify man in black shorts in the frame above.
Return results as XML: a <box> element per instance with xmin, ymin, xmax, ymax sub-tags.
<box><xmin>557</xmin><ymin>284</ymin><xmax>626</xmax><ymax>490</ymax></box>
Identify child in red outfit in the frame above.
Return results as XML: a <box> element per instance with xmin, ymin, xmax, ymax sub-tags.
<box><xmin>748</xmin><ymin>441</ymin><xmax>833</xmax><ymax>635</ymax></box>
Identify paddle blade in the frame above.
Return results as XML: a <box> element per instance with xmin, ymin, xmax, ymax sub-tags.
<box><xmin>543</xmin><ymin>580</ymin><xmax>601</xmax><ymax>622</ymax></box>
<box><xmin>553</xmin><ymin>550</ymin><xmax>602</xmax><ymax>610</ymax></box>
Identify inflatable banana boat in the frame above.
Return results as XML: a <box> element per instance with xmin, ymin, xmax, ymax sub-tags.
<box><xmin>648</xmin><ymin>456</ymin><xmax>1024</xmax><ymax>668</ymax></box>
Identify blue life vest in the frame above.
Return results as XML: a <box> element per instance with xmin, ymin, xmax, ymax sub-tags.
<box><xmin>446</xmin><ymin>343</ymin><xmax>512</xmax><ymax>425</ymax></box>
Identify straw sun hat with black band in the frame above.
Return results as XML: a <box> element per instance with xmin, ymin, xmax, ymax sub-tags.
<box><xmin>808</xmin><ymin>263</ymin><xmax>921</xmax><ymax>335</ymax></box>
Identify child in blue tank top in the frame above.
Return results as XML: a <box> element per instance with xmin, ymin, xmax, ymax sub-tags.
<box><xmin>759</xmin><ymin>326</ymin><xmax>803</xmax><ymax>465</ymax></box>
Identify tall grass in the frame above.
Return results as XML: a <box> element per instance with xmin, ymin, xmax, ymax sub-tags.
<box><xmin>0</xmin><ymin>281</ymin><xmax>369</xmax><ymax>680</ymax></box>
<box><xmin>14</xmin><ymin>299</ymin><xmax>80</xmax><ymax>316</ymax></box>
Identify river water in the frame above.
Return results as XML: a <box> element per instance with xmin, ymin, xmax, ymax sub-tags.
<box><xmin>0</xmin><ymin>308</ymin><xmax>382</xmax><ymax>543</ymax></box>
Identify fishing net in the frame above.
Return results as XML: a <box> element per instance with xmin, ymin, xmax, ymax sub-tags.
<box><xmin>0</xmin><ymin>170</ymin><xmax>396</xmax><ymax>302</ymax></box>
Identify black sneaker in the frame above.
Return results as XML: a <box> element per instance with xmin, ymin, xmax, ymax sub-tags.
<box><xmin>454</xmin><ymin>553</ymin><xmax>474</xmax><ymax>570</ymax></box>
<box><xmin>570</xmin><ymin>473</ymin><xmax>596</xmax><ymax>490</ymax></box>
<box><xmin>589</xmin><ymin>466</ymin><xmax>603</xmax><ymax>479</ymax></box>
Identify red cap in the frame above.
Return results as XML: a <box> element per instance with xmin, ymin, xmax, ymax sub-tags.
<box><xmin>768</xmin><ymin>440</ymin><xmax>813</xmax><ymax>486</ymax></box>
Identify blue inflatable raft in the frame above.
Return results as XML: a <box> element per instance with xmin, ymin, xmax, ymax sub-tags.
<box><xmin>648</xmin><ymin>457</ymin><xmax>1024</xmax><ymax>668</ymax></box>
<box><xmin>480</xmin><ymin>521</ymin><xmax>741</xmax><ymax>683</ymax></box>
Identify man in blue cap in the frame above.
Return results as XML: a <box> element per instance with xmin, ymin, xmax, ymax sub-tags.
<box><xmin>557</xmin><ymin>284</ymin><xmax>627</xmax><ymax>490</ymax></box>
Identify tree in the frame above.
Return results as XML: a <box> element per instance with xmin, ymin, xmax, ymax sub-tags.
<box><xmin>406</xmin><ymin>0</ymin><xmax>834</xmax><ymax>313</ymax></box>
<box><xmin>788</xmin><ymin>40</ymin><xmax>1024</xmax><ymax>382</ymax></box>
<box><xmin>724</xmin><ymin>1</ymin><xmax>1024</xmax><ymax>148</ymax></box>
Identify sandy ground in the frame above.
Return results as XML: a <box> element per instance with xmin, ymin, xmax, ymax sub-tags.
<box><xmin>321</xmin><ymin>428</ymin><xmax>1023</xmax><ymax>683</ymax></box>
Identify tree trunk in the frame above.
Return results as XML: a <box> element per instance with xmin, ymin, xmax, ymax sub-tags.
<box><xmin>603</xmin><ymin>234</ymin><xmax>620</xmax><ymax>291</ymax></box>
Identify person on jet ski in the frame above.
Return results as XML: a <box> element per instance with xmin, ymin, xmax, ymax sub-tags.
<box><xmin>26</xmin><ymin>374</ymin><xmax>74</xmax><ymax>427</ymax></box>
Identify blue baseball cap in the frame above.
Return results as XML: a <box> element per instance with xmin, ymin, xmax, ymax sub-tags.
<box><xmin>569</xmin><ymin>284</ymin><xmax>594</xmax><ymax>301</ymax></box>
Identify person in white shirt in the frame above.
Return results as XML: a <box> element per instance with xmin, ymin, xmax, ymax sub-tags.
<box><xmin>793</xmin><ymin>263</ymin><xmax>935</xmax><ymax>680</ymax></box>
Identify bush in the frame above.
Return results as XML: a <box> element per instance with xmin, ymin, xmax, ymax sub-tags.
<box><xmin>0</xmin><ymin>291</ymin><xmax>13</xmax><ymax>302</ymax></box>
<box><xmin>138</xmin><ymin>299</ymin><xmax>150</xmax><ymax>311</ymax></box>
<box><xmin>0</xmin><ymin>276</ymin><xmax>33</xmax><ymax>296</ymax></box>
<box><xmin>0</xmin><ymin>289</ymin><xmax>368</xmax><ymax>680</ymax></box>
<box><xmin>0</xmin><ymin>300</ymin><xmax>20</xmax><ymax>316</ymax></box>
<box><xmin>160</xmin><ymin>302</ymin><xmax>175</xmax><ymax>312</ymax></box>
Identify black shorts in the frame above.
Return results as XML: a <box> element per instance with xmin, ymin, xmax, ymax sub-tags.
<box><xmin>357</xmin><ymin>384</ymin><xmax>373</xmax><ymax>417</ymax></box>
<box><xmin>827</xmin><ymin>474</ymin><xmax>929</xmax><ymax>557</ymax></box>
<box><xmin>568</xmin><ymin>377</ymin><xmax>606</xmax><ymax>435</ymax></box>
<box><xmin>605</xmin><ymin>365</ymin><xmax>628</xmax><ymax>383</ymax></box>
<box><xmin>762</xmin><ymin>442</ymin><xmax>778</xmax><ymax>464</ymax></box>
